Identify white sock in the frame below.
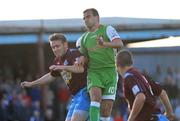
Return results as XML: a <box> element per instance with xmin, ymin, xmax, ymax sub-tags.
<box><xmin>100</xmin><ymin>117</ymin><xmax>110</xmax><ymax>121</ymax></box>
<box><xmin>90</xmin><ymin>101</ymin><xmax>100</xmax><ymax>107</ymax></box>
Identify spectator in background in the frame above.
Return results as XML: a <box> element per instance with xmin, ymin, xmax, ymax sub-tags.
<box><xmin>45</xmin><ymin>108</ymin><xmax>53</xmax><ymax>121</ymax></box>
<box><xmin>152</xmin><ymin>64</ymin><xmax>165</xmax><ymax>84</ymax></box>
<box><xmin>175</xmin><ymin>68</ymin><xmax>180</xmax><ymax>90</ymax></box>
<box><xmin>116</xmin><ymin>49</ymin><xmax>175</xmax><ymax>121</ymax></box>
<box><xmin>30</xmin><ymin>109</ymin><xmax>44</xmax><ymax>121</ymax></box>
<box><xmin>163</xmin><ymin>75</ymin><xmax>179</xmax><ymax>100</ymax></box>
<box><xmin>174</xmin><ymin>101</ymin><xmax>180</xmax><ymax>121</ymax></box>
<box><xmin>113</xmin><ymin>111</ymin><xmax>124</xmax><ymax>121</ymax></box>
<box><xmin>167</xmin><ymin>66</ymin><xmax>174</xmax><ymax>78</ymax></box>
<box><xmin>163</xmin><ymin>74</ymin><xmax>179</xmax><ymax>111</ymax></box>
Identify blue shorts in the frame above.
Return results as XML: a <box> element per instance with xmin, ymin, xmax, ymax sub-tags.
<box><xmin>66</xmin><ymin>87</ymin><xmax>90</xmax><ymax>119</ymax></box>
<box><xmin>157</xmin><ymin>114</ymin><xmax>169</xmax><ymax>121</ymax></box>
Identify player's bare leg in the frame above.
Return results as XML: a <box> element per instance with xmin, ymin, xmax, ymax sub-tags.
<box><xmin>89</xmin><ymin>87</ymin><xmax>102</xmax><ymax>121</ymax></box>
<box><xmin>71</xmin><ymin>111</ymin><xmax>89</xmax><ymax>121</ymax></box>
<box><xmin>100</xmin><ymin>99</ymin><xmax>114</xmax><ymax>121</ymax></box>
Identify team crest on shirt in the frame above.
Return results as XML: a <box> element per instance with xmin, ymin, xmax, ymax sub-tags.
<box><xmin>75</xmin><ymin>57</ymin><xmax>80</xmax><ymax>62</ymax></box>
<box><xmin>132</xmin><ymin>85</ymin><xmax>140</xmax><ymax>95</ymax></box>
<box><xmin>64</xmin><ymin>60</ymin><xmax>68</xmax><ymax>65</ymax></box>
<box><xmin>110</xmin><ymin>29</ymin><xmax>118</xmax><ymax>38</ymax></box>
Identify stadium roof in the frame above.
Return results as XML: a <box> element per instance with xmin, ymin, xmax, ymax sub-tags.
<box><xmin>0</xmin><ymin>17</ymin><xmax>180</xmax><ymax>44</ymax></box>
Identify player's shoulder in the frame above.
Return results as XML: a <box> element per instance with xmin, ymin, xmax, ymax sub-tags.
<box><xmin>69</xmin><ymin>48</ymin><xmax>79</xmax><ymax>53</ymax></box>
<box><xmin>105</xmin><ymin>25</ymin><xmax>116</xmax><ymax>31</ymax></box>
<box><xmin>69</xmin><ymin>49</ymin><xmax>81</xmax><ymax>56</ymax></box>
<box><xmin>124</xmin><ymin>72</ymin><xmax>134</xmax><ymax>79</ymax></box>
<box><xmin>76</xmin><ymin>36</ymin><xmax>83</xmax><ymax>48</ymax></box>
<box><xmin>81</xmin><ymin>32</ymin><xmax>89</xmax><ymax>38</ymax></box>
<box><xmin>124</xmin><ymin>72</ymin><xmax>136</xmax><ymax>84</ymax></box>
<box><xmin>76</xmin><ymin>32</ymin><xmax>89</xmax><ymax>46</ymax></box>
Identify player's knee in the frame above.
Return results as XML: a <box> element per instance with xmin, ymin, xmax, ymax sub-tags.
<box><xmin>89</xmin><ymin>87</ymin><xmax>102</xmax><ymax>102</ymax></box>
<box><xmin>91</xmin><ymin>94</ymin><xmax>101</xmax><ymax>102</ymax></box>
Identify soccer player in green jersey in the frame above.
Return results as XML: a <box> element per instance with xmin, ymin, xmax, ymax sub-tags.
<box><xmin>78</xmin><ymin>8</ymin><xmax>124</xmax><ymax>121</ymax></box>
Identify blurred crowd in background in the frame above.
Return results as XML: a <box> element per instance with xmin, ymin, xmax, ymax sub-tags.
<box><xmin>0</xmin><ymin>62</ymin><xmax>180</xmax><ymax>121</ymax></box>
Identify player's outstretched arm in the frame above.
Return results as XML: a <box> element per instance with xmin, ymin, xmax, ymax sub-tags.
<box><xmin>21</xmin><ymin>73</ymin><xmax>56</xmax><ymax>88</ymax></box>
<box><xmin>49</xmin><ymin>65</ymin><xmax>84</xmax><ymax>73</ymax></box>
<box><xmin>159</xmin><ymin>89</ymin><xmax>175</xmax><ymax>121</ymax></box>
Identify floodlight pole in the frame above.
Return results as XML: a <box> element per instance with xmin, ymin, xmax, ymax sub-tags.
<box><xmin>37</xmin><ymin>19</ymin><xmax>46</xmax><ymax>112</ymax></box>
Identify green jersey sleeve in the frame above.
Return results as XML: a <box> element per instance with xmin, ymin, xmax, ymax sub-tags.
<box><xmin>79</xmin><ymin>32</ymin><xmax>89</xmax><ymax>57</ymax></box>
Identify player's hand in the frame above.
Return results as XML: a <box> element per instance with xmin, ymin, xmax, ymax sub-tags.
<box><xmin>49</xmin><ymin>65</ymin><xmax>57</xmax><ymax>71</ymax></box>
<box><xmin>49</xmin><ymin>65</ymin><xmax>65</xmax><ymax>71</ymax></box>
<box><xmin>51</xmin><ymin>65</ymin><xmax>66</xmax><ymax>71</ymax></box>
<box><xmin>97</xmin><ymin>36</ymin><xmax>104</xmax><ymax>46</ymax></box>
<box><xmin>74</xmin><ymin>58</ymin><xmax>82</xmax><ymax>66</ymax></box>
<box><xmin>21</xmin><ymin>81</ymin><xmax>32</xmax><ymax>88</ymax></box>
<box><xmin>75</xmin><ymin>56</ymin><xmax>85</xmax><ymax>66</ymax></box>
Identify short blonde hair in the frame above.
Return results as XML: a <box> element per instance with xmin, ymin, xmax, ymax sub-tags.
<box><xmin>49</xmin><ymin>33</ymin><xmax>67</xmax><ymax>43</ymax></box>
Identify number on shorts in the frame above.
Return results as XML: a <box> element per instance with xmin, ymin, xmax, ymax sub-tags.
<box><xmin>108</xmin><ymin>87</ymin><xmax>115</xmax><ymax>94</ymax></box>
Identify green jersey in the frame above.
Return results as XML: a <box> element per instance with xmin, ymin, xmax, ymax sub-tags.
<box><xmin>80</xmin><ymin>25</ymin><xmax>120</xmax><ymax>70</ymax></box>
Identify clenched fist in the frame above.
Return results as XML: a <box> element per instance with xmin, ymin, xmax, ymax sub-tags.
<box><xmin>21</xmin><ymin>81</ymin><xmax>33</xmax><ymax>88</ymax></box>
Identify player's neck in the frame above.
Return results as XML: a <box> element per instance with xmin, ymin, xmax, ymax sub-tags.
<box><xmin>122</xmin><ymin>66</ymin><xmax>133</xmax><ymax>78</ymax></box>
<box><xmin>88</xmin><ymin>24</ymin><xmax>100</xmax><ymax>32</ymax></box>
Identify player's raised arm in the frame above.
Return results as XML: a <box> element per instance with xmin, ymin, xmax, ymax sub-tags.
<box><xmin>97</xmin><ymin>26</ymin><xmax>124</xmax><ymax>48</ymax></box>
<box><xmin>98</xmin><ymin>36</ymin><xmax>123</xmax><ymax>49</ymax></box>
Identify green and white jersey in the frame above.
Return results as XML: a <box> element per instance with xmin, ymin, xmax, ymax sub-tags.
<box><xmin>79</xmin><ymin>25</ymin><xmax>120</xmax><ymax>70</ymax></box>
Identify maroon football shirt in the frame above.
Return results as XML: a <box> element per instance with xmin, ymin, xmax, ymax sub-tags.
<box><xmin>123</xmin><ymin>67</ymin><xmax>162</xmax><ymax>121</ymax></box>
<box><xmin>51</xmin><ymin>49</ymin><xmax>87</xmax><ymax>95</ymax></box>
